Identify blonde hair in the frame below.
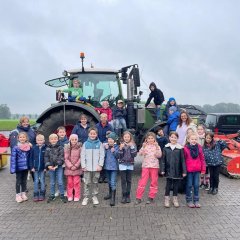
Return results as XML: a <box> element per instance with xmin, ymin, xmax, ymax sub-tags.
<box><xmin>49</xmin><ymin>133</ymin><xmax>58</xmax><ymax>140</ymax></box>
<box><xmin>36</xmin><ymin>134</ymin><xmax>45</xmax><ymax>141</ymax></box>
<box><xmin>122</xmin><ymin>131</ymin><xmax>135</xmax><ymax>144</ymax></box>
<box><xmin>19</xmin><ymin>116</ymin><xmax>30</xmax><ymax>125</ymax></box>
<box><xmin>145</xmin><ymin>132</ymin><xmax>156</xmax><ymax>141</ymax></box>
<box><xmin>100</xmin><ymin>113</ymin><xmax>108</xmax><ymax>118</ymax></box>
<box><xmin>18</xmin><ymin>132</ymin><xmax>29</xmax><ymax>141</ymax></box>
<box><xmin>185</xmin><ymin>132</ymin><xmax>198</xmax><ymax>145</ymax></box>
<box><xmin>57</xmin><ymin>126</ymin><xmax>66</xmax><ymax>132</ymax></box>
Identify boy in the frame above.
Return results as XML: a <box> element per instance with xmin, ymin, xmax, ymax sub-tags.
<box><xmin>57</xmin><ymin>126</ymin><xmax>69</xmax><ymax>146</ymax></box>
<box><xmin>29</xmin><ymin>134</ymin><xmax>47</xmax><ymax>202</ymax></box>
<box><xmin>62</xmin><ymin>79</ymin><xmax>84</xmax><ymax>102</ymax></box>
<box><xmin>166</xmin><ymin>106</ymin><xmax>180</xmax><ymax>133</ymax></box>
<box><xmin>155</xmin><ymin>126</ymin><xmax>168</xmax><ymax>151</ymax></box>
<box><xmin>81</xmin><ymin>127</ymin><xmax>105</xmax><ymax>206</ymax></box>
<box><xmin>45</xmin><ymin>134</ymin><xmax>67</xmax><ymax>203</ymax></box>
<box><xmin>113</xmin><ymin>100</ymin><xmax>127</xmax><ymax>136</ymax></box>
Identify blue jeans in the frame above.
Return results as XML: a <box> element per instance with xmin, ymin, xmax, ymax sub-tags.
<box><xmin>156</xmin><ymin>105</ymin><xmax>161</xmax><ymax>121</ymax></box>
<box><xmin>49</xmin><ymin>166</ymin><xmax>64</xmax><ymax>196</ymax></box>
<box><xmin>186</xmin><ymin>172</ymin><xmax>200</xmax><ymax>203</ymax></box>
<box><xmin>33</xmin><ymin>171</ymin><xmax>45</xmax><ymax>193</ymax></box>
<box><xmin>114</xmin><ymin>118</ymin><xmax>127</xmax><ymax>135</ymax></box>
<box><xmin>106</xmin><ymin>170</ymin><xmax>118</xmax><ymax>190</ymax></box>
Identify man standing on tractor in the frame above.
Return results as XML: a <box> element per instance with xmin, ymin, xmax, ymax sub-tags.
<box><xmin>145</xmin><ymin>82</ymin><xmax>165</xmax><ymax>123</ymax></box>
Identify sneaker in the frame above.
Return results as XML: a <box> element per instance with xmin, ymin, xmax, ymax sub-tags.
<box><xmin>164</xmin><ymin>196</ymin><xmax>170</xmax><ymax>208</ymax></box>
<box><xmin>187</xmin><ymin>202</ymin><xmax>195</xmax><ymax>208</ymax></box>
<box><xmin>172</xmin><ymin>196</ymin><xmax>179</xmax><ymax>208</ymax></box>
<box><xmin>205</xmin><ymin>184</ymin><xmax>210</xmax><ymax>191</ymax></box>
<box><xmin>74</xmin><ymin>198</ymin><xmax>80</xmax><ymax>202</ymax></box>
<box><xmin>60</xmin><ymin>195</ymin><xmax>67</xmax><ymax>203</ymax></box>
<box><xmin>135</xmin><ymin>198</ymin><xmax>142</xmax><ymax>205</ymax></box>
<box><xmin>199</xmin><ymin>183</ymin><xmax>205</xmax><ymax>189</ymax></box>
<box><xmin>92</xmin><ymin>196</ymin><xmax>99</xmax><ymax>205</ymax></box>
<box><xmin>33</xmin><ymin>192</ymin><xmax>39</xmax><ymax>202</ymax></box>
<box><xmin>82</xmin><ymin>197</ymin><xmax>89</xmax><ymax>206</ymax></box>
<box><xmin>68</xmin><ymin>197</ymin><xmax>73</xmax><ymax>202</ymax></box>
<box><xmin>64</xmin><ymin>191</ymin><xmax>67</xmax><ymax>197</ymax></box>
<box><xmin>55</xmin><ymin>190</ymin><xmax>60</xmax><ymax>197</ymax></box>
<box><xmin>208</xmin><ymin>188</ymin><xmax>213</xmax><ymax>194</ymax></box>
<box><xmin>194</xmin><ymin>202</ymin><xmax>201</xmax><ymax>208</ymax></box>
<box><xmin>47</xmin><ymin>195</ymin><xmax>56</xmax><ymax>203</ymax></box>
<box><xmin>212</xmin><ymin>188</ymin><xmax>218</xmax><ymax>195</ymax></box>
<box><xmin>21</xmin><ymin>192</ymin><xmax>28</xmax><ymax>201</ymax></box>
<box><xmin>146</xmin><ymin>198</ymin><xmax>154</xmax><ymax>204</ymax></box>
<box><xmin>16</xmin><ymin>194</ymin><xmax>23</xmax><ymax>203</ymax></box>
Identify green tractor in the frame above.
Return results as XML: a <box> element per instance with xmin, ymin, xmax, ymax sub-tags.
<box><xmin>36</xmin><ymin>53</ymin><xmax>161</xmax><ymax>146</ymax></box>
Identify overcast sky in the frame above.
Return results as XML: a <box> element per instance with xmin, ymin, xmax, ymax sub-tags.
<box><xmin>0</xmin><ymin>0</ymin><xmax>239</xmax><ymax>114</ymax></box>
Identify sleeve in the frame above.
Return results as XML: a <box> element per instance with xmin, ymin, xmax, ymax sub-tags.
<box><xmin>10</xmin><ymin>147</ymin><xmax>17</xmax><ymax>174</ymax></box>
<box><xmin>9</xmin><ymin>130</ymin><xmax>18</xmax><ymax>150</ymax></box>
<box><xmin>145</xmin><ymin>92</ymin><xmax>153</xmax><ymax>107</ymax></box>
<box><xmin>117</xmin><ymin>148</ymin><xmax>124</xmax><ymax>160</ymax></box>
<box><xmin>199</xmin><ymin>146</ymin><xmax>206</xmax><ymax>173</ymax></box>
<box><xmin>167</xmin><ymin>114</ymin><xmax>175</xmax><ymax>125</ymax></box>
<box><xmin>98</xmin><ymin>143</ymin><xmax>105</xmax><ymax>167</ymax></box>
<box><xmin>113</xmin><ymin>145</ymin><xmax>119</xmax><ymax>158</ymax></box>
<box><xmin>180</xmin><ymin>149</ymin><xmax>187</xmax><ymax>175</ymax></box>
<box><xmin>44</xmin><ymin>148</ymin><xmax>51</xmax><ymax>168</ymax></box>
<box><xmin>109</xmin><ymin>109</ymin><xmax>113</xmax><ymax>121</ymax></box>
<box><xmin>57</xmin><ymin>146</ymin><xmax>64</xmax><ymax>166</ymax></box>
<box><xmin>71</xmin><ymin>125</ymin><xmax>78</xmax><ymax>135</ymax></box>
<box><xmin>74</xmin><ymin>147</ymin><xmax>81</xmax><ymax>168</ymax></box>
<box><xmin>64</xmin><ymin>147</ymin><xmax>73</xmax><ymax>169</ymax></box>
<box><xmin>123</xmin><ymin>109</ymin><xmax>127</xmax><ymax>118</ymax></box>
<box><xmin>160</xmin><ymin>148</ymin><xmax>166</xmax><ymax>173</ymax></box>
<box><xmin>28</xmin><ymin>148</ymin><xmax>34</xmax><ymax>170</ymax></box>
<box><xmin>130</xmin><ymin>144</ymin><xmax>137</xmax><ymax>158</ymax></box>
<box><xmin>112</xmin><ymin>108</ymin><xmax>116</xmax><ymax>119</ymax></box>
<box><xmin>62</xmin><ymin>88</ymin><xmax>70</xmax><ymax>93</ymax></box>
<box><xmin>219</xmin><ymin>140</ymin><xmax>228</xmax><ymax>151</ymax></box>
<box><xmin>138</xmin><ymin>147</ymin><xmax>145</xmax><ymax>156</ymax></box>
<box><xmin>80</xmin><ymin>144</ymin><xmax>86</xmax><ymax>169</ymax></box>
<box><xmin>155</xmin><ymin>146</ymin><xmax>162</xmax><ymax>158</ymax></box>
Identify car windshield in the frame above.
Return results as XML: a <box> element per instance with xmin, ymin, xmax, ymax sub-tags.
<box><xmin>205</xmin><ymin>115</ymin><xmax>217</xmax><ymax>127</ymax></box>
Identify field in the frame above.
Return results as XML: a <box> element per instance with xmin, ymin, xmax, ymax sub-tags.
<box><xmin>0</xmin><ymin>119</ymin><xmax>36</xmax><ymax>131</ymax></box>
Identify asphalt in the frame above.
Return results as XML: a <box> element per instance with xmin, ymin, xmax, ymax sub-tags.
<box><xmin>0</xmin><ymin>156</ymin><xmax>240</xmax><ymax>240</ymax></box>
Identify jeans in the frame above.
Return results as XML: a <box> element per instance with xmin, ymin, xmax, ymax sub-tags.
<box><xmin>120</xmin><ymin>170</ymin><xmax>132</xmax><ymax>195</ymax></box>
<box><xmin>83</xmin><ymin>171</ymin><xmax>100</xmax><ymax>197</ymax></box>
<box><xmin>165</xmin><ymin>178</ymin><xmax>180</xmax><ymax>196</ymax></box>
<box><xmin>208</xmin><ymin>165</ymin><xmax>221</xmax><ymax>189</ymax></box>
<box><xmin>114</xmin><ymin>118</ymin><xmax>127</xmax><ymax>135</ymax></box>
<box><xmin>106</xmin><ymin>170</ymin><xmax>118</xmax><ymax>190</ymax></box>
<box><xmin>156</xmin><ymin>105</ymin><xmax>161</xmax><ymax>121</ymax></box>
<box><xmin>186</xmin><ymin>172</ymin><xmax>200</xmax><ymax>203</ymax></box>
<box><xmin>33</xmin><ymin>171</ymin><xmax>45</xmax><ymax>193</ymax></box>
<box><xmin>49</xmin><ymin>166</ymin><xmax>64</xmax><ymax>196</ymax></box>
<box><xmin>16</xmin><ymin>170</ymin><xmax>28</xmax><ymax>194</ymax></box>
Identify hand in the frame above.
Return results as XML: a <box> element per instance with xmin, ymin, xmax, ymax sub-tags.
<box><xmin>31</xmin><ymin>168</ymin><xmax>35</xmax><ymax>172</ymax></box>
<box><xmin>71</xmin><ymin>166</ymin><xmax>77</xmax><ymax>171</ymax></box>
<box><xmin>82</xmin><ymin>167</ymin><xmax>87</xmax><ymax>172</ymax></box>
<box><xmin>29</xmin><ymin>143</ymin><xmax>33</xmax><ymax>148</ymax></box>
<box><xmin>105</xmin><ymin>144</ymin><xmax>109</xmax><ymax>149</ymax></box>
<box><xmin>119</xmin><ymin>143</ymin><xmax>125</xmax><ymax>150</ymax></box>
<box><xmin>44</xmin><ymin>169</ymin><xmax>47</xmax><ymax>172</ymax></box>
<box><xmin>96</xmin><ymin>165</ymin><xmax>102</xmax><ymax>172</ymax></box>
<box><xmin>142</xmin><ymin>142</ymin><xmax>147</xmax><ymax>148</ymax></box>
<box><xmin>111</xmin><ymin>147</ymin><xmax>115</xmax><ymax>153</ymax></box>
<box><xmin>48</xmin><ymin>166</ymin><xmax>55</xmax><ymax>171</ymax></box>
<box><xmin>182</xmin><ymin>173</ymin><xmax>187</xmax><ymax>177</ymax></box>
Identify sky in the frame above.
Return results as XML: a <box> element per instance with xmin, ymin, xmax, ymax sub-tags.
<box><xmin>0</xmin><ymin>0</ymin><xmax>240</xmax><ymax>114</ymax></box>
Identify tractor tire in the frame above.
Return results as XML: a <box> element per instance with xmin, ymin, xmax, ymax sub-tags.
<box><xmin>37</xmin><ymin>108</ymin><xmax>97</xmax><ymax>143</ymax></box>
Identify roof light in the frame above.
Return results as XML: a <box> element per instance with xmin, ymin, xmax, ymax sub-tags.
<box><xmin>80</xmin><ymin>52</ymin><xmax>85</xmax><ymax>59</ymax></box>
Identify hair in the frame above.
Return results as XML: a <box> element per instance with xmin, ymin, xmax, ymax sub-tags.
<box><xmin>149</xmin><ymin>82</ymin><xmax>157</xmax><ymax>90</ymax></box>
<box><xmin>18</xmin><ymin>132</ymin><xmax>29</xmax><ymax>141</ymax></box>
<box><xmin>79</xmin><ymin>113</ymin><xmax>88</xmax><ymax>120</ymax></box>
<box><xmin>122</xmin><ymin>131</ymin><xmax>135</xmax><ymax>144</ymax></box>
<box><xmin>185</xmin><ymin>132</ymin><xmax>198</xmax><ymax>145</ymax></box>
<box><xmin>88</xmin><ymin>127</ymin><xmax>98</xmax><ymax>134</ymax></box>
<box><xmin>49</xmin><ymin>133</ymin><xmax>58</xmax><ymax>140</ymax></box>
<box><xmin>155</xmin><ymin>126</ymin><xmax>163</xmax><ymax>133</ymax></box>
<box><xmin>73</xmin><ymin>79</ymin><xmax>80</xmax><ymax>84</ymax></box>
<box><xmin>145</xmin><ymin>132</ymin><xmax>157</xmax><ymax>141</ymax></box>
<box><xmin>100</xmin><ymin>113</ymin><xmax>108</xmax><ymax>118</ymax></box>
<box><xmin>36</xmin><ymin>134</ymin><xmax>45</xmax><ymax>141</ymax></box>
<box><xmin>179</xmin><ymin>111</ymin><xmax>192</xmax><ymax>127</ymax></box>
<box><xmin>169</xmin><ymin>131</ymin><xmax>179</xmax><ymax>138</ymax></box>
<box><xmin>101</xmin><ymin>101</ymin><xmax>109</xmax><ymax>107</ymax></box>
<box><xmin>19</xmin><ymin>116</ymin><xmax>30</xmax><ymax>125</ymax></box>
<box><xmin>197</xmin><ymin>124</ymin><xmax>206</xmax><ymax>130</ymax></box>
<box><xmin>57</xmin><ymin>126</ymin><xmax>66</xmax><ymax>132</ymax></box>
<box><xmin>204</xmin><ymin>131</ymin><xmax>215</xmax><ymax>148</ymax></box>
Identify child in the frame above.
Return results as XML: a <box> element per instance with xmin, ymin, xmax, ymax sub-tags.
<box><xmin>62</xmin><ymin>79</ymin><xmax>84</xmax><ymax>102</ymax></box>
<box><xmin>135</xmin><ymin>132</ymin><xmax>162</xmax><ymax>204</ymax></box>
<box><xmin>113</xmin><ymin>100</ymin><xmax>127</xmax><ymax>136</ymax></box>
<box><xmin>64</xmin><ymin>134</ymin><xmax>82</xmax><ymax>202</ymax></box>
<box><xmin>29</xmin><ymin>134</ymin><xmax>46</xmax><ymax>202</ymax></box>
<box><xmin>103</xmin><ymin>132</ymin><xmax>119</xmax><ymax>206</ymax></box>
<box><xmin>95</xmin><ymin>101</ymin><xmax>113</xmax><ymax>123</ymax></box>
<box><xmin>166</xmin><ymin>106</ymin><xmax>180</xmax><ymax>133</ymax></box>
<box><xmin>155</xmin><ymin>126</ymin><xmax>168</xmax><ymax>151</ymax></box>
<box><xmin>184</xmin><ymin>132</ymin><xmax>206</xmax><ymax>208</ymax></box>
<box><xmin>197</xmin><ymin>124</ymin><xmax>209</xmax><ymax>190</ymax></box>
<box><xmin>161</xmin><ymin>132</ymin><xmax>186</xmax><ymax>208</ymax></box>
<box><xmin>81</xmin><ymin>127</ymin><xmax>105</xmax><ymax>206</ymax></box>
<box><xmin>118</xmin><ymin>131</ymin><xmax>137</xmax><ymax>204</ymax></box>
<box><xmin>163</xmin><ymin>97</ymin><xmax>179</xmax><ymax>121</ymax></box>
<box><xmin>10</xmin><ymin>132</ymin><xmax>32</xmax><ymax>203</ymax></box>
<box><xmin>45</xmin><ymin>134</ymin><xmax>67</xmax><ymax>203</ymax></box>
<box><xmin>57</xmin><ymin>126</ymin><xmax>69</xmax><ymax>146</ymax></box>
<box><xmin>71</xmin><ymin>114</ymin><xmax>90</xmax><ymax>145</ymax></box>
<box><xmin>203</xmin><ymin>132</ymin><xmax>228</xmax><ymax>195</ymax></box>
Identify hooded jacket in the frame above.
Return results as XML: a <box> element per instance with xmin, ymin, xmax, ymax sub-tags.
<box><xmin>29</xmin><ymin>144</ymin><xmax>46</xmax><ymax>171</ymax></box>
<box><xmin>104</xmin><ymin>144</ymin><xmax>119</xmax><ymax>170</ymax></box>
<box><xmin>45</xmin><ymin>143</ymin><xmax>64</xmax><ymax>168</ymax></box>
<box><xmin>71</xmin><ymin>122</ymin><xmax>90</xmax><ymax>144</ymax></box>
<box><xmin>118</xmin><ymin>144</ymin><xmax>137</xmax><ymax>165</ymax></box>
<box><xmin>145</xmin><ymin>82</ymin><xmax>164</xmax><ymax>107</ymax></box>
<box><xmin>96</xmin><ymin>122</ymin><xmax>113</xmax><ymax>143</ymax></box>
<box><xmin>167</xmin><ymin>111</ymin><xmax>180</xmax><ymax>132</ymax></box>
<box><xmin>58</xmin><ymin>136</ymin><xmax>69</xmax><ymax>147</ymax></box>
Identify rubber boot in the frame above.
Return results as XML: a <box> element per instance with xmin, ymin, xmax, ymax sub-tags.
<box><xmin>173</xmin><ymin>196</ymin><xmax>179</xmax><ymax>208</ymax></box>
<box><xmin>104</xmin><ymin>186</ymin><xmax>112</xmax><ymax>200</ymax></box>
<box><xmin>126</xmin><ymin>192</ymin><xmax>131</xmax><ymax>203</ymax></box>
<box><xmin>164</xmin><ymin>196</ymin><xmax>170</xmax><ymax>208</ymax></box>
<box><xmin>121</xmin><ymin>193</ymin><xmax>126</xmax><ymax>204</ymax></box>
<box><xmin>110</xmin><ymin>189</ymin><xmax>116</xmax><ymax>206</ymax></box>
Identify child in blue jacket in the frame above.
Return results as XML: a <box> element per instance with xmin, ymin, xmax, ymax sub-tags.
<box><xmin>166</xmin><ymin>106</ymin><xmax>180</xmax><ymax>133</ymax></box>
<box><xmin>29</xmin><ymin>134</ymin><xmax>47</xmax><ymax>202</ymax></box>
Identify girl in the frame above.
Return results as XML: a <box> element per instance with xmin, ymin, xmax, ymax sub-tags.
<box><xmin>176</xmin><ymin>111</ymin><xmax>197</xmax><ymax>146</ymax></box>
<box><xmin>203</xmin><ymin>132</ymin><xmax>228</xmax><ymax>195</ymax></box>
<box><xmin>197</xmin><ymin>125</ymin><xmax>209</xmax><ymax>190</ymax></box>
<box><xmin>95</xmin><ymin>101</ymin><xmax>113</xmax><ymax>124</ymax></box>
<box><xmin>135</xmin><ymin>132</ymin><xmax>162</xmax><ymax>204</ymax></box>
<box><xmin>161</xmin><ymin>132</ymin><xmax>186</xmax><ymax>208</ymax></box>
<box><xmin>10</xmin><ymin>132</ymin><xmax>32</xmax><ymax>203</ymax></box>
<box><xmin>103</xmin><ymin>132</ymin><xmax>119</xmax><ymax>206</ymax></box>
<box><xmin>64</xmin><ymin>134</ymin><xmax>82</xmax><ymax>202</ymax></box>
<box><xmin>184</xmin><ymin>132</ymin><xmax>206</xmax><ymax>208</ymax></box>
<box><xmin>118</xmin><ymin>131</ymin><xmax>137</xmax><ymax>204</ymax></box>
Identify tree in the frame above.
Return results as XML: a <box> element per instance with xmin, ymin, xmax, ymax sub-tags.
<box><xmin>0</xmin><ymin>104</ymin><xmax>11</xmax><ymax>119</ymax></box>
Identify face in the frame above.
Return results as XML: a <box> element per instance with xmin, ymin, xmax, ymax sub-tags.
<box><xmin>80</xmin><ymin>117</ymin><xmax>87</xmax><ymax>125</ymax></box>
<box><xmin>187</xmin><ymin>129</ymin><xmax>194</xmax><ymax>136</ymax></box>
<box><xmin>57</xmin><ymin>129</ymin><xmax>66</xmax><ymax>139</ymax></box>
<box><xmin>181</xmin><ymin>113</ymin><xmax>188</xmax><ymax>122</ymax></box>
<box><xmin>70</xmin><ymin>136</ymin><xmax>78</xmax><ymax>145</ymax></box>
<box><xmin>146</xmin><ymin>135</ymin><xmax>155</xmax><ymax>144</ymax></box>
<box><xmin>117</xmin><ymin>103</ymin><xmax>123</xmax><ymax>108</ymax></box>
<box><xmin>100</xmin><ymin>115</ymin><xmax>108</xmax><ymax>123</ymax></box>
<box><xmin>21</xmin><ymin>119</ymin><xmax>29</xmax><ymax>128</ymax></box>
<box><xmin>189</xmin><ymin>135</ymin><xmax>198</xmax><ymax>145</ymax></box>
<box><xmin>205</xmin><ymin>135</ymin><xmax>212</xmax><ymax>144</ymax></box>
<box><xmin>169</xmin><ymin>110</ymin><xmax>174</xmax><ymax>115</ymax></box>
<box><xmin>197</xmin><ymin>126</ymin><xmax>205</xmax><ymax>136</ymax></box>
<box><xmin>102</xmin><ymin>102</ymin><xmax>109</xmax><ymax>109</ymax></box>
<box><xmin>123</xmin><ymin>133</ymin><xmax>131</xmax><ymax>143</ymax></box>
<box><xmin>170</xmin><ymin>100</ymin><xmax>175</xmax><ymax>106</ymax></box>
<box><xmin>157</xmin><ymin>129</ymin><xmax>164</xmax><ymax>136</ymax></box>
<box><xmin>107</xmin><ymin>138</ymin><xmax>115</xmax><ymax>146</ymax></box>
<box><xmin>73</xmin><ymin>81</ymin><xmax>80</xmax><ymax>88</ymax></box>
<box><xmin>18</xmin><ymin>134</ymin><xmax>27</xmax><ymax>144</ymax></box>
<box><xmin>36</xmin><ymin>137</ymin><xmax>45</xmax><ymax>146</ymax></box>
<box><xmin>150</xmin><ymin>86</ymin><xmax>155</xmax><ymax>91</ymax></box>
<box><xmin>169</xmin><ymin>134</ymin><xmax>178</xmax><ymax>144</ymax></box>
<box><xmin>49</xmin><ymin>136</ymin><xmax>58</xmax><ymax>145</ymax></box>
<box><xmin>89</xmin><ymin>130</ymin><xmax>97</xmax><ymax>140</ymax></box>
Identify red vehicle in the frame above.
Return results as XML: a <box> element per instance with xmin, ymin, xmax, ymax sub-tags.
<box><xmin>0</xmin><ymin>134</ymin><xmax>10</xmax><ymax>169</ymax></box>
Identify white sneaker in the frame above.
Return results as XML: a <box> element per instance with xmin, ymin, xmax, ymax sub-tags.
<box><xmin>16</xmin><ymin>194</ymin><xmax>23</xmax><ymax>203</ymax></box>
<box><xmin>82</xmin><ymin>197</ymin><xmax>89</xmax><ymax>206</ymax></box>
<box><xmin>21</xmin><ymin>192</ymin><xmax>28</xmax><ymax>201</ymax></box>
<box><xmin>55</xmin><ymin>191</ymin><xmax>60</xmax><ymax>197</ymax></box>
<box><xmin>68</xmin><ymin>197</ymin><xmax>73</xmax><ymax>202</ymax></box>
<box><xmin>64</xmin><ymin>191</ymin><xmax>67</xmax><ymax>197</ymax></box>
<box><xmin>74</xmin><ymin>198</ymin><xmax>80</xmax><ymax>202</ymax></box>
<box><xmin>92</xmin><ymin>196</ymin><xmax>99</xmax><ymax>205</ymax></box>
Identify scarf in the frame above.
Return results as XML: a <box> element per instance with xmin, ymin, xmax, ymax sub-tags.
<box><xmin>18</xmin><ymin>143</ymin><xmax>31</xmax><ymax>151</ymax></box>
<box><xmin>187</xmin><ymin>143</ymin><xmax>199</xmax><ymax>159</ymax></box>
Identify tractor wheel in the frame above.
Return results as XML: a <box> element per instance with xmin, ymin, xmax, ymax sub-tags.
<box><xmin>37</xmin><ymin>108</ymin><xmax>97</xmax><ymax>142</ymax></box>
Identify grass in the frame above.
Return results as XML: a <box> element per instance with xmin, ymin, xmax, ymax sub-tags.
<box><xmin>0</xmin><ymin>119</ymin><xmax>36</xmax><ymax>131</ymax></box>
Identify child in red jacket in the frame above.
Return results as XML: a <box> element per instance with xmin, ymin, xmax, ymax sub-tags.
<box><xmin>184</xmin><ymin>132</ymin><xmax>206</xmax><ymax>208</ymax></box>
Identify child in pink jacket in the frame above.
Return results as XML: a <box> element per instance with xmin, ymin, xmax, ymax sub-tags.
<box><xmin>95</xmin><ymin>101</ymin><xmax>113</xmax><ymax>123</ymax></box>
<box><xmin>64</xmin><ymin>134</ymin><xmax>82</xmax><ymax>202</ymax></box>
<box><xmin>184</xmin><ymin>132</ymin><xmax>206</xmax><ymax>208</ymax></box>
<box><xmin>135</xmin><ymin>132</ymin><xmax>162</xmax><ymax>204</ymax></box>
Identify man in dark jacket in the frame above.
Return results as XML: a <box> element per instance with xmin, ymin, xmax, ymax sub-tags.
<box><xmin>145</xmin><ymin>82</ymin><xmax>165</xmax><ymax>122</ymax></box>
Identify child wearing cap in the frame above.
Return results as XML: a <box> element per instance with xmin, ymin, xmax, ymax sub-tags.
<box><xmin>163</xmin><ymin>97</ymin><xmax>179</xmax><ymax>121</ymax></box>
<box><xmin>113</xmin><ymin>100</ymin><xmax>127</xmax><ymax>136</ymax></box>
<box><xmin>103</xmin><ymin>132</ymin><xmax>119</xmax><ymax>206</ymax></box>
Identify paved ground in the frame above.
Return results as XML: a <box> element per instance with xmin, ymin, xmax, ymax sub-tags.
<box><xmin>0</xmin><ymin>157</ymin><xmax>240</xmax><ymax>240</ymax></box>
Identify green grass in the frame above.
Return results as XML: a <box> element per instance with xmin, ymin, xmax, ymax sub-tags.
<box><xmin>0</xmin><ymin>119</ymin><xmax>36</xmax><ymax>131</ymax></box>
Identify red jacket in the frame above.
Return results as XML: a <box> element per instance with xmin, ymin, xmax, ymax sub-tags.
<box><xmin>95</xmin><ymin>107</ymin><xmax>112</xmax><ymax>121</ymax></box>
<box><xmin>184</xmin><ymin>144</ymin><xmax>206</xmax><ymax>173</ymax></box>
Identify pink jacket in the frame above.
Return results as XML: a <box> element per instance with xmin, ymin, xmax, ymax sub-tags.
<box><xmin>183</xmin><ymin>144</ymin><xmax>206</xmax><ymax>173</ymax></box>
<box><xmin>64</xmin><ymin>143</ymin><xmax>82</xmax><ymax>176</ymax></box>
<box><xmin>95</xmin><ymin>107</ymin><xmax>113</xmax><ymax>121</ymax></box>
<box><xmin>139</xmin><ymin>143</ymin><xmax>162</xmax><ymax>168</ymax></box>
